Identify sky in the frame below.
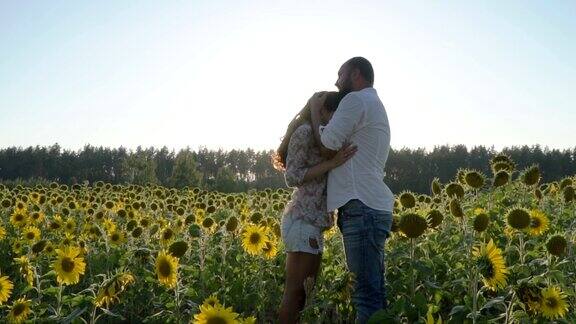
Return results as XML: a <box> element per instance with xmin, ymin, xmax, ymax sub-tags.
<box><xmin>1</xmin><ymin>0</ymin><xmax>575</xmax><ymax>152</ymax></box>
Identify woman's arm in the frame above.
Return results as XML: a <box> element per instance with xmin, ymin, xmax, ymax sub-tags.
<box><xmin>301</xmin><ymin>143</ymin><xmax>357</xmax><ymax>183</ymax></box>
<box><xmin>284</xmin><ymin>127</ymin><xmax>313</xmax><ymax>187</ymax></box>
<box><xmin>285</xmin><ymin>126</ymin><xmax>357</xmax><ymax>187</ymax></box>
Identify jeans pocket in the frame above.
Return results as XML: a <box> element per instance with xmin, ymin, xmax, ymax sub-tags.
<box><xmin>340</xmin><ymin>213</ymin><xmax>365</xmax><ymax>236</ymax></box>
<box><xmin>339</xmin><ymin>200</ymin><xmax>368</xmax><ymax>236</ymax></box>
<box><xmin>341</xmin><ymin>199</ymin><xmax>365</xmax><ymax>216</ymax></box>
<box><xmin>373</xmin><ymin>212</ymin><xmax>393</xmax><ymax>240</ymax></box>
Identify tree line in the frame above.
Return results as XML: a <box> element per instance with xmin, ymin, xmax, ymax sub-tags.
<box><xmin>0</xmin><ymin>144</ymin><xmax>575</xmax><ymax>194</ymax></box>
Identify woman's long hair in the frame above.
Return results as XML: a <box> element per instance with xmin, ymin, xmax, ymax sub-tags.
<box><xmin>272</xmin><ymin>91</ymin><xmax>345</xmax><ymax>171</ymax></box>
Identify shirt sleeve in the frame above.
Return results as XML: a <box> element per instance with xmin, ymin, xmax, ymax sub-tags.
<box><xmin>284</xmin><ymin>126</ymin><xmax>310</xmax><ymax>187</ymax></box>
<box><xmin>319</xmin><ymin>93</ymin><xmax>363</xmax><ymax>150</ymax></box>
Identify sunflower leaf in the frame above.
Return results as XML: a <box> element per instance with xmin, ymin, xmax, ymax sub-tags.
<box><xmin>61</xmin><ymin>306</ymin><xmax>88</xmax><ymax>324</ymax></box>
<box><xmin>480</xmin><ymin>297</ymin><xmax>505</xmax><ymax>311</ymax></box>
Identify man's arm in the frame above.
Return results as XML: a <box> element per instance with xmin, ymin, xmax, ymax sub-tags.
<box><xmin>310</xmin><ymin>93</ymin><xmax>337</xmax><ymax>159</ymax></box>
<box><xmin>311</xmin><ymin>92</ymin><xmax>363</xmax><ymax>159</ymax></box>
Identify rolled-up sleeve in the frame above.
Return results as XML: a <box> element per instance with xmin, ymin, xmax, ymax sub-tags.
<box><xmin>319</xmin><ymin>93</ymin><xmax>363</xmax><ymax>150</ymax></box>
<box><xmin>284</xmin><ymin>126</ymin><xmax>310</xmax><ymax>187</ymax></box>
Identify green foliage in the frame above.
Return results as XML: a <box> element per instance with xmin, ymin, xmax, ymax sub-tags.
<box><xmin>2</xmin><ymin>144</ymin><xmax>576</xmax><ymax>194</ymax></box>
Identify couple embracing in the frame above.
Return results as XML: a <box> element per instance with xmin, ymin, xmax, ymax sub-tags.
<box><xmin>273</xmin><ymin>57</ymin><xmax>395</xmax><ymax>323</ymax></box>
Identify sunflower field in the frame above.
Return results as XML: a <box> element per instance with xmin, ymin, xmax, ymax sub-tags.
<box><xmin>0</xmin><ymin>154</ymin><xmax>574</xmax><ymax>323</ymax></box>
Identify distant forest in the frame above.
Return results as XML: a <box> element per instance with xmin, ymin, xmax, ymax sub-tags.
<box><xmin>1</xmin><ymin>144</ymin><xmax>575</xmax><ymax>194</ymax></box>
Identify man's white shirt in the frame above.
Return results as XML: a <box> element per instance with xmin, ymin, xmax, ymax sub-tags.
<box><xmin>319</xmin><ymin>87</ymin><xmax>394</xmax><ymax>212</ymax></box>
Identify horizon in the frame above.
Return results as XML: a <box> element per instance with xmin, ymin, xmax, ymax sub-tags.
<box><xmin>1</xmin><ymin>142</ymin><xmax>575</xmax><ymax>155</ymax></box>
<box><xmin>1</xmin><ymin>1</ymin><xmax>575</xmax><ymax>152</ymax></box>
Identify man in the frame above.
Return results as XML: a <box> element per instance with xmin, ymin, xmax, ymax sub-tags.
<box><xmin>309</xmin><ymin>57</ymin><xmax>394</xmax><ymax>323</ymax></box>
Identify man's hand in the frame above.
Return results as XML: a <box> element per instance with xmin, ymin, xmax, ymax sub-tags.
<box><xmin>328</xmin><ymin>142</ymin><xmax>357</xmax><ymax>168</ymax></box>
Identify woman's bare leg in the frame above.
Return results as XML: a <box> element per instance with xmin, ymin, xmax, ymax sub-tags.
<box><xmin>279</xmin><ymin>251</ymin><xmax>322</xmax><ymax>324</ymax></box>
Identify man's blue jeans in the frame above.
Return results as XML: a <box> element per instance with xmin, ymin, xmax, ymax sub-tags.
<box><xmin>337</xmin><ymin>199</ymin><xmax>393</xmax><ymax>324</ymax></box>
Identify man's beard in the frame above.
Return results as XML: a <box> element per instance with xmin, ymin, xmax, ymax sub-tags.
<box><xmin>339</xmin><ymin>77</ymin><xmax>353</xmax><ymax>96</ymax></box>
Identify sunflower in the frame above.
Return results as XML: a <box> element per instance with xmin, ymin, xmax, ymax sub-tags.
<box><xmin>12</xmin><ymin>240</ymin><xmax>24</xmax><ymax>255</ymax></box>
<box><xmin>427</xmin><ymin>209</ymin><xmax>444</xmax><ymax>229</ymax></box>
<box><xmin>521</xmin><ymin>165</ymin><xmax>540</xmax><ymax>186</ymax></box>
<box><xmin>399</xmin><ymin>191</ymin><xmax>416</xmax><ymax>209</ymax></box>
<box><xmin>166</xmin><ymin>239</ymin><xmax>187</xmax><ymax>257</ymax></box>
<box><xmin>195</xmin><ymin>208</ymin><xmax>206</xmax><ymax>222</ymax></box>
<box><xmin>473</xmin><ymin>208</ymin><xmax>486</xmax><ymax>215</ymax></box>
<box><xmin>449</xmin><ymin>199</ymin><xmax>464</xmax><ymax>218</ymax></box>
<box><xmin>7</xmin><ymin>298</ymin><xmax>32</xmax><ymax>323</ymax></box>
<box><xmin>1</xmin><ymin>198</ymin><xmax>12</xmax><ymax>208</ymax></box>
<box><xmin>44</xmin><ymin>241</ymin><xmax>55</xmax><ymax>254</ymax></box>
<box><xmin>472</xmin><ymin>239</ymin><xmax>508</xmax><ymax>291</ymax></box>
<box><xmin>262</xmin><ymin>240</ymin><xmax>278</xmax><ymax>259</ymax></box>
<box><xmin>516</xmin><ymin>280</ymin><xmax>542</xmax><ymax>314</ymax></box>
<box><xmin>29</xmin><ymin>211</ymin><xmax>45</xmax><ymax>224</ymax></box>
<box><xmin>160</xmin><ymin>227</ymin><xmax>175</xmax><ymax>245</ymax></box>
<box><xmin>444</xmin><ymin>182</ymin><xmax>465</xmax><ymax>199</ymax></box>
<box><xmin>193</xmin><ymin>303</ymin><xmax>239</xmax><ymax>324</ymax></box>
<box><xmin>239</xmin><ymin>316</ymin><xmax>257</xmax><ymax>324</ymax></box>
<box><xmin>323</xmin><ymin>225</ymin><xmax>337</xmax><ymax>239</ymax></box>
<box><xmin>562</xmin><ymin>185</ymin><xmax>575</xmax><ymax>203</ymax></box>
<box><xmin>13</xmin><ymin>256</ymin><xmax>34</xmax><ymax>287</ymax></box>
<box><xmin>155</xmin><ymin>250</ymin><xmax>178</xmax><ymax>288</ymax></box>
<box><xmin>64</xmin><ymin>218</ymin><xmax>77</xmax><ymax>234</ymax></box>
<box><xmin>22</xmin><ymin>226</ymin><xmax>41</xmax><ymax>242</ymax></box>
<box><xmin>201</xmin><ymin>217</ymin><xmax>216</xmax><ymax>234</ymax></box>
<box><xmin>249</xmin><ymin>212</ymin><xmax>263</xmax><ymax>224</ymax></box>
<box><xmin>546</xmin><ymin>234</ymin><xmax>567</xmax><ymax>256</ymax></box>
<box><xmin>108</xmin><ymin>230</ymin><xmax>126</xmax><ymax>246</ymax></box>
<box><xmin>202</xmin><ymin>294</ymin><xmax>222</xmax><ymax>308</ymax></box>
<box><xmin>61</xmin><ymin>232</ymin><xmax>76</xmax><ymax>247</ymax></box>
<box><xmin>94</xmin><ymin>270</ymin><xmax>135</xmax><ymax>308</ymax></box>
<box><xmin>10</xmin><ymin>211</ymin><xmax>28</xmax><ymax>228</ymax></box>
<box><xmin>539</xmin><ymin>286</ymin><xmax>569</xmax><ymax>320</ymax></box>
<box><xmin>53</xmin><ymin>246</ymin><xmax>86</xmax><ymax>285</ymax></box>
<box><xmin>473</xmin><ymin>213</ymin><xmax>490</xmax><ymax>232</ymax></box>
<box><xmin>0</xmin><ymin>225</ymin><xmax>6</xmax><ymax>241</ymax></box>
<box><xmin>49</xmin><ymin>214</ymin><xmax>63</xmax><ymax>231</ymax></box>
<box><xmin>225</xmin><ymin>216</ymin><xmax>239</xmax><ymax>233</ymax></box>
<box><xmin>528</xmin><ymin>210</ymin><xmax>548</xmax><ymax>236</ymax></box>
<box><xmin>506</xmin><ymin>208</ymin><xmax>530</xmax><ymax>230</ymax></box>
<box><xmin>0</xmin><ymin>274</ymin><xmax>14</xmax><ymax>305</ymax></box>
<box><xmin>464</xmin><ymin>170</ymin><xmax>485</xmax><ymax>189</ymax></box>
<box><xmin>399</xmin><ymin>213</ymin><xmax>428</xmax><ymax>238</ymax></box>
<box><xmin>14</xmin><ymin>201</ymin><xmax>27</xmax><ymax>213</ymax></box>
<box><xmin>31</xmin><ymin>240</ymin><xmax>48</xmax><ymax>254</ymax></box>
<box><xmin>431</xmin><ymin>178</ymin><xmax>442</xmax><ymax>196</ymax></box>
<box><xmin>241</xmin><ymin>225</ymin><xmax>269</xmax><ymax>256</ymax></box>
<box><xmin>103</xmin><ymin>218</ymin><xmax>117</xmax><ymax>233</ymax></box>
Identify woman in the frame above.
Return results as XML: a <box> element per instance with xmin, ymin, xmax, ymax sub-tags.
<box><xmin>273</xmin><ymin>91</ymin><xmax>357</xmax><ymax>323</ymax></box>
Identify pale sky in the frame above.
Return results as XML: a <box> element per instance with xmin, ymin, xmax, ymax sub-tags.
<box><xmin>1</xmin><ymin>0</ymin><xmax>575</xmax><ymax>152</ymax></box>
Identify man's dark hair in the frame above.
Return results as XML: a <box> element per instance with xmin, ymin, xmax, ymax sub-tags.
<box><xmin>324</xmin><ymin>91</ymin><xmax>346</xmax><ymax>113</ymax></box>
<box><xmin>345</xmin><ymin>57</ymin><xmax>374</xmax><ymax>85</ymax></box>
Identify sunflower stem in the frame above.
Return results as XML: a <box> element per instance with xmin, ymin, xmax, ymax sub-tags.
<box><xmin>90</xmin><ymin>305</ymin><xmax>98</xmax><ymax>324</ymax></box>
<box><xmin>174</xmin><ymin>278</ymin><xmax>181</xmax><ymax>324</ymax></box>
<box><xmin>199</xmin><ymin>232</ymin><xmax>206</xmax><ymax>295</ymax></box>
<box><xmin>518</xmin><ymin>232</ymin><xmax>525</xmax><ymax>265</ymax></box>
<box><xmin>410</xmin><ymin>238</ymin><xmax>416</xmax><ymax>300</ymax></box>
<box><xmin>471</xmin><ymin>267</ymin><xmax>478</xmax><ymax>324</ymax></box>
<box><xmin>504</xmin><ymin>290</ymin><xmax>516</xmax><ymax>324</ymax></box>
<box><xmin>460</xmin><ymin>218</ymin><xmax>468</xmax><ymax>252</ymax></box>
<box><xmin>469</xmin><ymin>231</ymin><xmax>478</xmax><ymax>324</ymax></box>
<box><xmin>56</xmin><ymin>283</ymin><xmax>64</xmax><ymax>318</ymax></box>
<box><xmin>258</xmin><ymin>256</ymin><xmax>267</xmax><ymax>322</ymax></box>
<box><xmin>220</xmin><ymin>233</ymin><xmax>228</xmax><ymax>305</ymax></box>
<box><xmin>34</xmin><ymin>264</ymin><xmax>42</xmax><ymax>301</ymax></box>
